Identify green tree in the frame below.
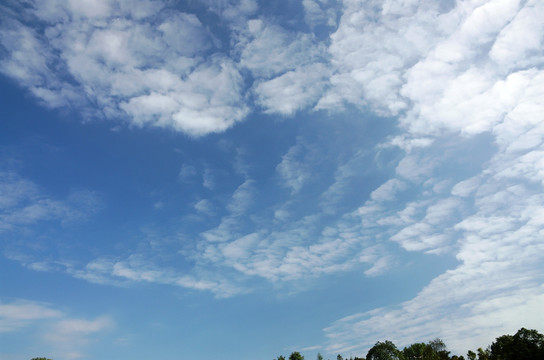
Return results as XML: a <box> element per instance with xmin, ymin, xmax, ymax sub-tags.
<box><xmin>477</xmin><ymin>347</ymin><xmax>490</xmax><ymax>360</ymax></box>
<box><xmin>290</xmin><ymin>352</ymin><xmax>305</xmax><ymax>360</ymax></box>
<box><xmin>366</xmin><ymin>340</ymin><xmax>402</xmax><ymax>360</ymax></box>
<box><xmin>490</xmin><ymin>328</ymin><xmax>544</xmax><ymax>360</ymax></box>
<box><xmin>427</xmin><ymin>338</ymin><xmax>450</xmax><ymax>360</ymax></box>
<box><xmin>31</xmin><ymin>358</ymin><xmax>52</xmax><ymax>360</ymax></box>
<box><xmin>403</xmin><ymin>342</ymin><xmax>427</xmax><ymax>360</ymax></box>
<box><xmin>451</xmin><ymin>356</ymin><xmax>465</xmax><ymax>360</ymax></box>
<box><xmin>338</xmin><ymin>355</ymin><xmax>344</xmax><ymax>360</ymax></box>
<box><xmin>275</xmin><ymin>356</ymin><xmax>286</xmax><ymax>360</ymax></box>
<box><xmin>317</xmin><ymin>353</ymin><xmax>324</xmax><ymax>360</ymax></box>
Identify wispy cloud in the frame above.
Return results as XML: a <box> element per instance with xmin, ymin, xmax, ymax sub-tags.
<box><xmin>276</xmin><ymin>137</ymin><xmax>317</xmax><ymax>194</ymax></box>
<box><xmin>0</xmin><ymin>170</ymin><xmax>100</xmax><ymax>233</ymax></box>
<box><xmin>0</xmin><ymin>300</ymin><xmax>62</xmax><ymax>333</ymax></box>
<box><xmin>0</xmin><ymin>299</ymin><xmax>113</xmax><ymax>360</ymax></box>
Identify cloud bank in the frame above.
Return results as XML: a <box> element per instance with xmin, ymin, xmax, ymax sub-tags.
<box><xmin>1</xmin><ymin>0</ymin><xmax>544</xmax><ymax>356</ymax></box>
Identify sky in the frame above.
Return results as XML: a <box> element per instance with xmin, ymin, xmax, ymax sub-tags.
<box><xmin>0</xmin><ymin>0</ymin><xmax>543</xmax><ymax>359</ymax></box>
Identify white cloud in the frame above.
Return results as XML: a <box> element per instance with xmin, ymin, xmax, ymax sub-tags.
<box><xmin>0</xmin><ymin>299</ymin><xmax>114</xmax><ymax>360</ymax></box>
<box><xmin>254</xmin><ymin>63</ymin><xmax>331</xmax><ymax>115</ymax></box>
<box><xmin>302</xmin><ymin>0</ymin><xmax>338</xmax><ymax>28</ymax></box>
<box><xmin>194</xmin><ymin>199</ymin><xmax>214</xmax><ymax>215</ymax></box>
<box><xmin>202</xmin><ymin>167</ymin><xmax>216</xmax><ymax>190</ymax></box>
<box><xmin>68</xmin><ymin>254</ymin><xmax>242</xmax><ymax>298</ymax></box>
<box><xmin>0</xmin><ymin>300</ymin><xmax>62</xmax><ymax>333</ymax></box>
<box><xmin>47</xmin><ymin>315</ymin><xmax>114</xmax><ymax>341</ymax></box>
<box><xmin>276</xmin><ymin>138</ymin><xmax>317</xmax><ymax>194</ymax></box>
<box><xmin>319</xmin><ymin>150</ymin><xmax>370</xmax><ymax>214</ymax></box>
<box><xmin>203</xmin><ymin>0</ymin><xmax>258</xmax><ymax>23</ymax></box>
<box><xmin>0</xmin><ymin>171</ymin><xmax>100</xmax><ymax>233</ymax></box>
<box><xmin>370</xmin><ymin>179</ymin><xmax>407</xmax><ymax>202</ymax></box>
<box><xmin>45</xmin><ymin>315</ymin><xmax>114</xmax><ymax>360</ymax></box>
<box><xmin>0</xmin><ymin>0</ymin><xmax>248</xmax><ymax>136</ymax></box>
<box><xmin>238</xmin><ymin>20</ymin><xmax>325</xmax><ymax>78</ymax></box>
<box><xmin>178</xmin><ymin>164</ymin><xmax>197</xmax><ymax>181</ymax></box>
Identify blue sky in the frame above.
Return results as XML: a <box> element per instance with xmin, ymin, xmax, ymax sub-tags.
<box><xmin>1</xmin><ymin>0</ymin><xmax>543</xmax><ymax>359</ymax></box>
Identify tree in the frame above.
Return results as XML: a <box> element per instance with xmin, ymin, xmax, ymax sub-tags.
<box><xmin>366</xmin><ymin>341</ymin><xmax>402</xmax><ymax>360</ymax></box>
<box><xmin>31</xmin><ymin>358</ymin><xmax>52</xmax><ymax>360</ymax></box>
<box><xmin>290</xmin><ymin>352</ymin><xmax>305</xmax><ymax>360</ymax></box>
<box><xmin>317</xmin><ymin>353</ymin><xmax>324</xmax><ymax>360</ymax></box>
<box><xmin>275</xmin><ymin>356</ymin><xmax>286</xmax><ymax>360</ymax></box>
<box><xmin>467</xmin><ymin>351</ymin><xmax>477</xmax><ymax>360</ymax></box>
<box><xmin>403</xmin><ymin>342</ymin><xmax>427</xmax><ymax>360</ymax></box>
<box><xmin>338</xmin><ymin>355</ymin><xmax>344</xmax><ymax>360</ymax></box>
<box><xmin>451</xmin><ymin>356</ymin><xmax>465</xmax><ymax>360</ymax></box>
<box><xmin>477</xmin><ymin>347</ymin><xmax>490</xmax><ymax>360</ymax></box>
<box><xmin>427</xmin><ymin>338</ymin><xmax>450</xmax><ymax>360</ymax></box>
<box><xmin>490</xmin><ymin>328</ymin><xmax>544</xmax><ymax>360</ymax></box>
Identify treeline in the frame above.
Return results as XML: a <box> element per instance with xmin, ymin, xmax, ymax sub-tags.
<box><xmin>274</xmin><ymin>328</ymin><xmax>544</xmax><ymax>360</ymax></box>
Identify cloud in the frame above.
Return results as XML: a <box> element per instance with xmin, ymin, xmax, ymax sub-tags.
<box><xmin>178</xmin><ymin>164</ymin><xmax>197</xmax><ymax>181</ymax></box>
<box><xmin>302</xmin><ymin>0</ymin><xmax>338</xmax><ymax>28</ymax></box>
<box><xmin>2</xmin><ymin>4</ymin><xmax>543</xmax><ymax>354</ymax></box>
<box><xmin>233</xmin><ymin>17</ymin><xmax>331</xmax><ymax>114</ymax></box>
<box><xmin>194</xmin><ymin>199</ymin><xmax>214</xmax><ymax>215</ymax></box>
<box><xmin>370</xmin><ymin>179</ymin><xmax>407</xmax><ymax>202</ymax></box>
<box><xmin>319</xmin><ymin>0</ymin><xmax>544</xmax><ymax>350</ymax></box>
<box><xmin>0</xmin><ymin>0</ymin><xmax>248</xmax><ymax>136</ymax></box>
<box><xmin>0</xmin><ymin>170</ymin><xmax>100</xmax><ymax>233</ymax></box>
<box><xmin>276</xmin><ymin>137</ymin><xmax>317</xmax><ymax>194</ymax></box>
<box><xmin>202</xmin><ymin>0</ymin><xmax>258</xmax><ymax>23</ymax></box>
<box><xmin>254</xmin><ymin>63</ymin><xmax>331</xmax><ymax>115</ymax></box>
<box><xmin>318</xmin><ymin>0</ymin><xmax>544</xmax><ymax>349</ymax></box>
<box><xmin>0</xmin><ymin>300</ymin><xmax>62</xmax><ymax>333</ymax></box>
<box><xmin>237</xmin><ymin>19</ymin><xmax>325</xmax><ymax>78</ymax></box>
<box><xmin>202</xmin><ymin>167</ymin><xmax>216</xmax><ymax>190</ymax></box>
<box><xmin>319</xmin><ymin>150</ymin><xmax>371</xmax><ymax>214</ymax></box>
<box><xmin>0</xmin><ymin>298</ymin><xmax>114</xmax><ymax>360</ymax></box>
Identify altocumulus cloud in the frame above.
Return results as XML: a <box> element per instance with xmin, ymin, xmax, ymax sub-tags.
<box><xmin>0</xmin><ymin>0</ymin><xmax>248</xmax><ymax>136</ymax></box>
<box><xmin>1</xmin><ymin>0</ymin><xmax>544</xmax><ymax>357</ymax></box>
<box><xmin>320</xmin><ymin>0</ymin><xmax>544</xmax><ymax>355</ymax></box>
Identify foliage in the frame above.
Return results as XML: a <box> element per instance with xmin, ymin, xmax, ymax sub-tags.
<box><xmin>403</xmin><ymin>342</ymin><xmax>427</xmax><ymax>360</ymax></box>
<box><xmin>489</xmin><ymin>328</ymin><xmax>544</xmax><ymax>360</ymax></box>
<box><xmin>274</xmin><ymin>328</ymin><xmax>543</xmax><ymax>360</ymax></box>
<box><xmin>31</xmin><ymin>358</ymin><xmax>52</xmax><ymax>360</ymax></box>
<box><xmin>477</xmin><ymin>347</ymin><xmax>490</xmax><ymax>360</ymax></box>
<box><xmin>366</xmin><ymin>340</ymin><xmax>402</xmax><ymax>360</ymax></box>
<box><xmin>290</xmin><ymin>351</ymin><xmax>305</xmax><ymax>360</ymax></box>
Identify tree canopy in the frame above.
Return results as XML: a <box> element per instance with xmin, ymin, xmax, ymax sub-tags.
<box><xmin>273</xmin><ymin>328</ymin><xmax>543</xmax><ymax>360</ymax></box>
<box><xmin>490</xmin><ymin>328</ymin><xmax>544</xmax><ymax>360</ymax></box>
<box><xmin>366</xmin><ymin>340</ymin><xmax>402</xmax><ymax>360</ymax></box>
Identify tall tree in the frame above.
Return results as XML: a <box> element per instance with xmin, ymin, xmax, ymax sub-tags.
<box><xmin>427</xmin><ymin>338</ymin><xmax>450</xmax><ymax>360</ymax></box>
<box><xmin>403</xmin><ymin>342</ymin><xmax>427</xmax><ymax>360</ymax></box>
<box><xmin>366</xmin><ymin>341</ymin><xmax>402</xmax><ymax>360</ymax></box>
<box><xmin>477</xmin><ymin>347</ymin><xmax>490</xmax><ymax>360</ymax></box>
<box><xmin>490</xmin><ymin>328</ymin><xmax>544</xmax><ymax>360</ymax></box>
<box><xmin>290</xmin><ymin>352</ymin><xmax>305</xmax><ymax>360</ymax></box>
